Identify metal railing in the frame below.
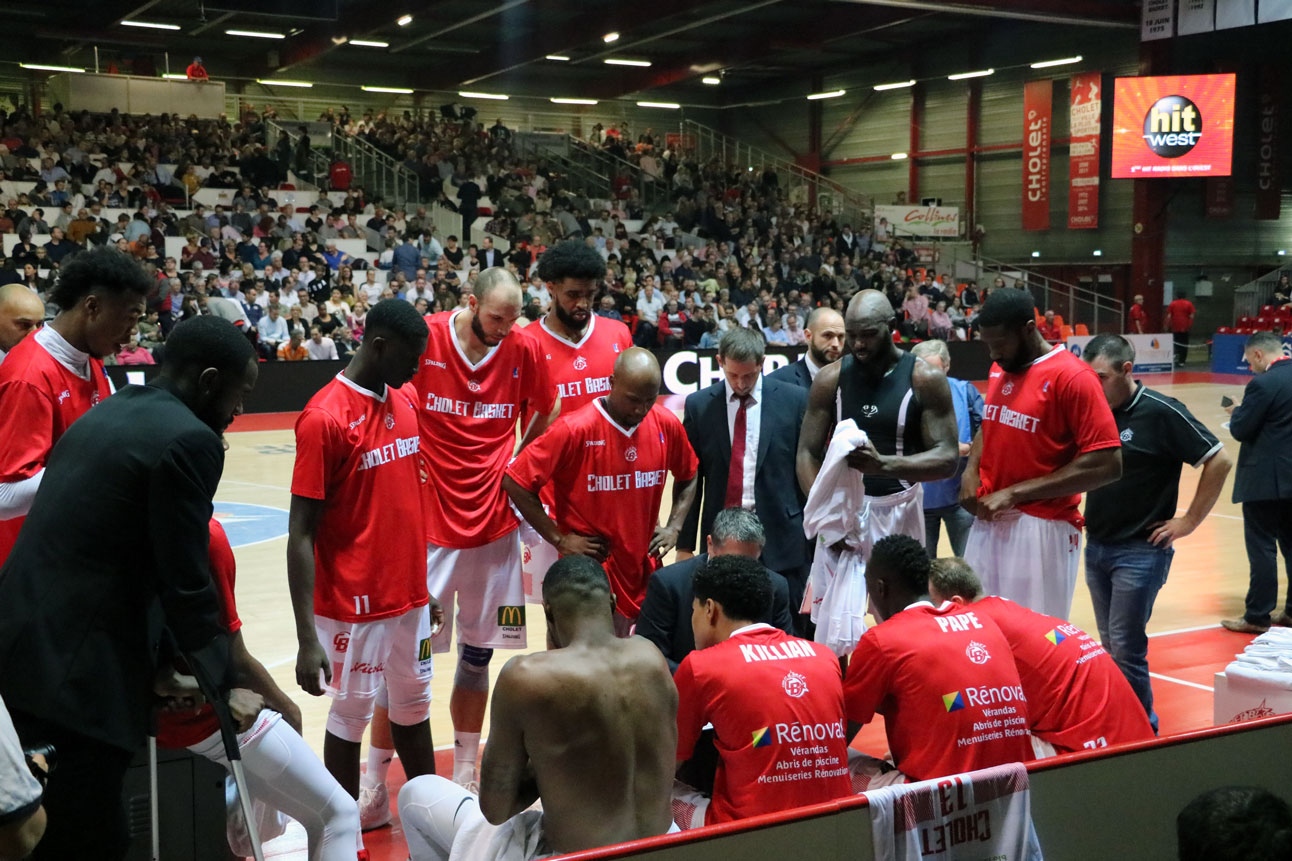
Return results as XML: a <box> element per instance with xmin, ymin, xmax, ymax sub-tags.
<box><xmin>1232</xmin><ymin>266</ymin><xmax>1290</xmax><ymax>322</ymax></box>
<box><xmin>263</xmin><ymin>121</ymin><xmax>330</xmax><ymax>190</ymax></box>
<box><xmin>946</xmin><ymin>248</ymin><xmax>1124</xmax><ymax>334</ymax></box>
<box><xmin>517</xmin><ymin>132</ymin><xmax>668</xmax><ymax>213</ymax></box>
<box><xmin>679</xmin><ymin>120</ymin><xmax>873</xmax><ymax>228</ymax></box>
<box><xmin>266</xmin><ymin>120</ymin><xmax>420</xmax><ymax>208</ymax></box>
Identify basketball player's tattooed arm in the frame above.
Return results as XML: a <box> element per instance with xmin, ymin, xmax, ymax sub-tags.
<box><xmin>843</xmin><ymin>362</ymin><xmax>959</xmax><ymax>482</ymax></box>
<box><xmin>287</xmin><ymin>494</ymin><xmax>330</xmax><ymax>696</ymax></box>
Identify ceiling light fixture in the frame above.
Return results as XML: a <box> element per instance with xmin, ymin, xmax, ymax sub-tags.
<box><xmin>603</xmin><ymin>32</ymin><xmax>620</xmax><ymax>43</ymax></box>
<box><xmin>1093</xmin><ymin>249</ymin><xmax>1103</xmax><ymax>257</ymax></box>
<box><xmin>545</xmin><ymin>54</ymin><xmax>570</xmax><ymax>61</ymax></box>
<box><xmin>874</xmin><ymin>79</ymin><xmax>916</xmax><ymax>91</ymax></box>
<box><xmin>551</xmin><ymin>97</ymin><xmax>598</xmax><ymax>105</ymax></box>
<box><xmin>1030</xmin><ymin>55</ymin><xmax>1083</xmax><ymax>69</ymax></box>
<box><xmin>349</xmin><ymin>39</ymin><xmax>389</xmax><ymax>48</ymax></box>
<box><xmin>702</xmin><ymin>76</ymin><xmax>721</xmax><ymax>85</ymax></box>
<box><xmin>1031</xmin><ymin>250</ymin><xmax>1041</xmax><ymax>258</ymax></box>
<box><xmin>604</xmin><ymin>58</ymin><xmax>651</xmax><ymax>67</ymax></box>
<box><xmin>397</xmin><ymin>14</ymin><xmax>413</xmax><ymax>26</ymax></box>
<box><xmin>948</xmin><ymin>68</ymin><xmax>994</xmax><ymax>80</ymax></box>
<box><xmin>806</xmin><ymin>89</ymin><xmax>846</xmax><ymax>100</ymax></box>
<box><xmin>637</xmin><ymin>101</ymin><xmax>680</xmax><ymax>109</ymax></box>
<box><xmin>20</xmin><ymin>63</ymin><xmax>84</xmax><ymax>73</ymax></box>
<box><xmin>226</xmin><ymin>29</ymin><xmax>285</xmax><ymax>39</ymax></box>
<box><xmin>362</xmin><ymin>85</ymin><xmax>413</xmax><ymax>94</ymax></box>
<box><xmin>257</xmin><ymin>79</ymin><xmax>313</xmax><ymax>88</ymax></box>
<box><xmin>459</xmin><ymin>90</ymin><xmax>508</xmax><ymax>100</ymax></box>
<box><xmin>121</xmin><ymin>20</ymin><xmax>180</xmax><ymax>30</ymax></box>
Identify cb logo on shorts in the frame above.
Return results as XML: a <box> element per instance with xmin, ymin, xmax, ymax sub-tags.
<box><xmin>334</xmin><ymin>631</ymin><xmax>351</xmax><ymax>653</ymax></box>
<box><xmin>498</xmin><ymin>605</ymin><xmax>526</xmax><ymax>628</ymax></box>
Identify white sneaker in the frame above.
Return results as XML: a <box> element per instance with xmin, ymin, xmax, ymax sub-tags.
<box><xmin>358</xmin><ymin>782</ymin><xmax>392</xmax><ymax>831</ymax></box>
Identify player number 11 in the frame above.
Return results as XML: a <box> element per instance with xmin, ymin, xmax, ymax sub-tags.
<box><xmin>353</xmin><ymin>594</ymin><xmax>371</xmax><ymax>615</ymax></box>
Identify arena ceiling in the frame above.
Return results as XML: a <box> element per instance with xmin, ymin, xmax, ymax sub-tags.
<box><xmin>0</xmin><ymin>0</ymin><xmax>1139</xmax><ymax>105</ymax></box>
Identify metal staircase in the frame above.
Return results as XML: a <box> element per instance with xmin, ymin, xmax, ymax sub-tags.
<box><xmin>266</xmin><ymin>121</ymin><xmax>420</xmax><ymax>208</ymax></box>
<box><xmin>946</xmin><ymin>248</ymin><xmax>1124</xmax><ymax>333</ymax></box>
<box><xmin>679</xmin><ymin>120</ymin><xmax>873</xmax><ymax>227</ymax></box>
<box><xmin>516</xmin><ymin>132</ymin><xmax>668</xmax><ymax>212</ymax></box>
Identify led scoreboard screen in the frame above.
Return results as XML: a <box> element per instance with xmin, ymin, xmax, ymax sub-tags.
<box><xmin>1110</xmin><ymin>74</ymin><xmax>1235</xmax><ymax>178</ymax></box>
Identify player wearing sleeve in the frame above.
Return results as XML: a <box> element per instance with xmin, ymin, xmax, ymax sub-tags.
<box><xmin>288</xmin><ymin>299</ymin><xmax>440</xmax><ymax>810</ymax></box>
<box><xmin>960</xmin><ymin>288</ymin><xmax>1122</xmax><ymax>618</ymax></box>
<box><xmin>844</xmin><ymin>536</ymin><xmax>1034</xmax><ymax>782</ymax></box>
<box><xmin>0</xmin><ymin>246</ymin><xmax>148</xmax><ymax>564</ymax></box>
<box><xmin>412</xmin><ymin>268</ymin><xmax>558</xmax><ymax>789</ymax></box>
<box><xmin>161</xmin><ymin>520</ymin><xmax>367</xmax><ymax>861</ymax></box>
<box><xmin>929</xmin><ymin>558</ymin><xmax>1155</xmax><ymax>755</ymax></box>
<box><xmin>504</xmin><ymin>348</ymin><xmax>699</xmax><ymax>633</ymax></box>
<box><xmin>672</xmin><ymin>555</ymin><xmax>852</xmax><ymax>828</ymax></box>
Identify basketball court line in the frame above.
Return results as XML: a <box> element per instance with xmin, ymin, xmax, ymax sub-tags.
<box><xmin>1149</xmin><ymin>672</ymin><xmax>1215</xmax><ymax>693</ymax></box>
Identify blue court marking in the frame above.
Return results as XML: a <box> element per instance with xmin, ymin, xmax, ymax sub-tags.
<box><xmin>213</xmin><ymin>501</ymin><xmax>289</xmax><ymax>548</ymax></box>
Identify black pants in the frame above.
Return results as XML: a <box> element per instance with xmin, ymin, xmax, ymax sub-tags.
<box><xmin>10</xmin><ymin>711</ymin><xmax>135</xmax><ymax>861</ymax></box>
<box><xmin>1173</xmin><ymin>330</ymin><xmax>1191</xmax><ymax>366</ymax></box>
<box><xmin>1242</xmin><ymin>499</ymin><xmax>1292</xmax><ymax>626</ymax></box>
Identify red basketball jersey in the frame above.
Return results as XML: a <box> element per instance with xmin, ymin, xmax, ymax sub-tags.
<box><xmin>518</xmin><ymin>315</ymin><xmax>632</xmax><ymax>417</ymax></box>
<box><xmin>845</xmin><ymin>601</ymin><xmax>1034</xmax><ymax>782</ymax></box>
<box><xmin>675</xmin><ymin>625</ymin><xmax>852</xmax><ymax>824</ymax></box>
<box><xmin>292</xmin><ymin>374</ymin><xmax>428</xmax><ymax>621</ymax></box>
<box><xmin>973</xmin><ymin>597</ymin><xmax>1155</xmax><ymax>752</ymax></box>
<box><xmin>414</xmin><ymin>311</ymin><xmax>556</xmax><ymax>548</ymax></box>
<box><xmin>506</xmin><ymin>399</ymin><xmax>697</xmax><ymax>617</ymax></box>
<box><xmin>977</xmin><ymin>347</ymin><xmax>1119</xmax><ymax>528</ymax></box>
<box><xmin>0</xmin><ymin>329</ymin><xmax>111</xmax><ymax>563</ymax></box>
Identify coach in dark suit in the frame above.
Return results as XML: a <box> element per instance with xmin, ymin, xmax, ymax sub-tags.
<box><xmin>768</xmin><ymin>307</ymin><xmax>846</xmax><ymax>392</ymax></box>
<box><xmin>1222</xmin><ymin>331</ymin><xmax>1292</xmax><ymax>634</ymax></box>
<box><xmin>637</xmin><ymin>508</ymin><xmax>794</xmax><ymax>672</ymax></box>
<box><xmin>0</xmin><ymin>316</ymin><xmax>258</xmax><ymax>859</ymax></box>
<box><xmin>681</xmin><ymin>327</ymin><xmax>810</xmax><ymax>631</ymax></box>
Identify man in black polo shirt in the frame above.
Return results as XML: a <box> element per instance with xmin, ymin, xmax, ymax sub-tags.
<box><xmin>1082</xmin><ymin>334</ymin><xmax>1231</xmax><ymax>732</ymax></box>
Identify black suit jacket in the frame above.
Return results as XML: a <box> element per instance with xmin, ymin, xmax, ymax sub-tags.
<box><xmin>1231</xmin><ymin>359</ymin><xmax>1292</xmax><ymax>503</ymax></box>
<box><xmin>0</xmin><ymin>384</ymin><xmax>229</xmax><ymax>752</ymax></box>
<box><xmin>479</xmin><ymin>248</ymin><xmax>504</xmax><ymax>268</ymax></box>
<box><xmin>635</xmin><ymin>553</ymin><xmax>794</xmax><ymax>673</ymax></box>
<box><xmin>680</xmin><ymin>376</ymin><xmax>808</xmax><ymax>573</ymax></box>
<box><xmin>768</xmin><ymin>357</ymin><xmax>813</xmax><ymax>391</ymax></box>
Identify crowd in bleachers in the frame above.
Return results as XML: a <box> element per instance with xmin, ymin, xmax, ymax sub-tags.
<box><xmin>0</xmin><ymin>100</ymin><xmax>1019</xmax><ymax>370</ymax></box>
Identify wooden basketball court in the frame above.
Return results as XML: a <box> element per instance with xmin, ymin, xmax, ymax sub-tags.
<box><xmin>215</xmin><ymin>369</ymin><xmax>1274</xmax><ymax>860</ymax></box>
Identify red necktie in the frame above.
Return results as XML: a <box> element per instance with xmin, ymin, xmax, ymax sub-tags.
<box><xmin>724</xmin><ymin>394</ymin><xmax>750</xmax><ymax>509</ymax></box>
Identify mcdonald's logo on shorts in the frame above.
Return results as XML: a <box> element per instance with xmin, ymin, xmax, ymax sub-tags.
<box><xmin>497</xmin><ymin>605</ymin><xmax>526</xmax><ymax>628</ymax></box>
<box><xmin>418</xmin><ymin>637</ymin><xmax>433</xmax><ymax>662</ymax></box>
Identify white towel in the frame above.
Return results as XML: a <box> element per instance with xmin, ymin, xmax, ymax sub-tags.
<box><xmin>864</xmin><ymin>762</ymin><xmax>1043</xmax><ymax>860</ymax></box>
<box><xmin>803</xmin><ymin>420</ymin><xmax>872</xmax><ymax>656</ymax></box>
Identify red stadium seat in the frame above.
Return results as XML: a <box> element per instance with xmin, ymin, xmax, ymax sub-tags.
<box><xmin>1217</xmin><ymin>327</ymin><xmax>1234</xmax><ymax>334</ymax></box>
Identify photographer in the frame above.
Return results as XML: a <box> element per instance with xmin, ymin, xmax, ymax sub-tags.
<box><xmin>0</xmin><ymin>695</ymin><xmax>44</xmax><ymax>860</ymax></box>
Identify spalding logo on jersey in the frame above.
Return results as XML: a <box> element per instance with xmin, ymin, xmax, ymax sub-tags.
<box><xmin>573</xmin><ymin>355</ymin><xmax>588</xmax><ymax>370</ymax></box>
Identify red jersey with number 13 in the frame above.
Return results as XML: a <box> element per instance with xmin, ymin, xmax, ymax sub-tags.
<box><xmin>414</xmin><ymin>311</ymin><xmax>556</xmax><ymax>549</ymax></box>
<box><xmin>977</xmin><ymin>347</ymin><xmax>1119</xmax><ymax>528</ymax></box>
<box><xmin>292</xmin><ymin>374</ymin><xmax>427</xmax><ymax>622</ymax></box>
<box><xmin>0</xmin><ymin>329</ymin><xmax>111</xmax><ymax>563</ymax></box>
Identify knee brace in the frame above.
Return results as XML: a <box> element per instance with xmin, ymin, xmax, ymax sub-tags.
<box><xmin>325</xmin><ymin>690</ymin><xmax>378</xmax><ymax>743</ymax></box>
<box><xmin>453</xmin><ymin>644</ymin><xmax>493</xmax><ymax>692</ymax></box>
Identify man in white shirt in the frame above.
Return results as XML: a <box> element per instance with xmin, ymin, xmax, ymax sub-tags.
<box><xmin>360</xmin><ymin>270</ymin><xmax>383</xmax><ymax>304</ymax></box>
<box><xmin>259</xmin><ymin>304</ymin><xmax>289</xmax><ymax>358</ymax></box>
<box><xmin>304</xmin><ymin>326</ymin><xmax>338</xmax><ymax>360</ymax></box>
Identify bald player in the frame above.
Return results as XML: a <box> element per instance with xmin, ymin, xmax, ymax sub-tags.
<box><xmin>413</xmin><ymin>267</ymin><xmax>558</xmax><ymax>789</ymax></box>
<box><xmin>0</xmin><ymin>284</ymin><xmax>45</xmax><ymax>363</ymax></box>
<box><xmin>398</xmin><ymin>555</ymin><xmax>678</xmax><ymax>861</ymax></box>
<box><xmin>769</xmin><ymin>306</ymin><xmax>846</xmax><ymax>390</ymax></box>
<box><xmin>505</xmin><ymin>348</ymin><xmax>699</xmax><ymax>632</ymax></box>
<box><xmin>798</xmin><ymin>289</ymin><xmax>959</xmax><ymax>545</ymax></box>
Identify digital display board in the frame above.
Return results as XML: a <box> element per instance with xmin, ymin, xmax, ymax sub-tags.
<box><xmin>1110</xmin><ymin>74</ymin><xmax>1235</xmax><ymax>178</ymax></box>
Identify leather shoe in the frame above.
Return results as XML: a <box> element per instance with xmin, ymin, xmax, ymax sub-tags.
<box><xmin>1221</xmin><ymin>618</ymin><xmax>1270</xmax><ymax>634</ymax></box>
<box><xmin>1272</xmin><ymin>612</ymin><xmax>1292</xmax><ymax>628</ymax></box>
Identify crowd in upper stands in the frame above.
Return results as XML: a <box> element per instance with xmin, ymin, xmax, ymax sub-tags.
<box><xmin>0</xmin><ymin>100</ymin><xmax>1008</xmax><ymax>368</ymax></box>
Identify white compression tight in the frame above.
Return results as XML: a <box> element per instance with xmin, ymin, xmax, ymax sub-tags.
<box><xmin>398</xmin><ymin>775</ymin><xmax>483</xmax><ymax>861</ymax></box>
<box><xmin>189</xmin><ymin>709</ymin><xmax>364</xmax><ymax>861</ymax></box>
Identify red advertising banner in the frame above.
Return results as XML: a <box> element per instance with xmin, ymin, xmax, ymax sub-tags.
<box><xmin>1068</xmin><ymin>71</ymin><xmax>1102</xmax><ymax>229</ymax></box>
<box><xmin>1022</xmin><ymin>80</ymin><xmax>1052</xmax><ymax>231</ymax></box>
<box><xmin>1255</xmin><ymin>65</ymin><xmax>1281</xmax><ymax>220</ymax></box>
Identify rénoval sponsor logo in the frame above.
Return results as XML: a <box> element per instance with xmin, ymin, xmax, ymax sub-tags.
<box><xmin>942</xmin><ymin>685</ymin><xmax>1027</xmax><ymax>712</ymax></box>
<box><xmin>748</xmin><ymin>720</ymin><xmax>846</xmax><ymax>748</ymax></box>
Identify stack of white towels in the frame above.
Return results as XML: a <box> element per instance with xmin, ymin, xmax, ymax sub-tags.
<box><xmin>1225</xmin><ymin>627</ymin><xmax>1292</xmax><ymax>688</ymax></box>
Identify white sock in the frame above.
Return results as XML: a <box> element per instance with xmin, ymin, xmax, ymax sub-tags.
<box><xmin>453</xmin><ymin>732</ymin><xmax>481</xmax><ymax>784</ymax></box>
<box><xmin>364</xmin><ymin>746</ymin><xmax>394</xmax><ymax>788</ymax></box>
